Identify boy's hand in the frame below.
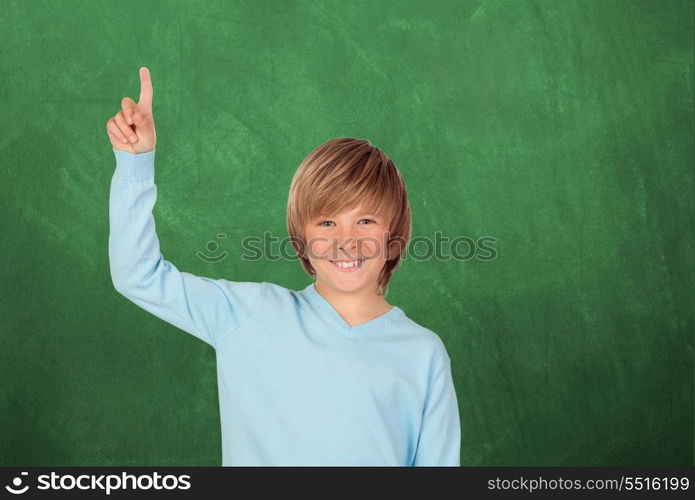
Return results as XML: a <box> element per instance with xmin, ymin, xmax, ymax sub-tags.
<box><xmin>106</xmin><ymin>67</ymin><xmax>157</xmax><ymax>154</ymax></box>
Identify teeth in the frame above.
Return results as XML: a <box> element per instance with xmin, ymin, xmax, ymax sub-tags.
<box><xmin>332</xmin><ymin>259</ymin><xmax>362</xmax><ymax>268</ymax></box>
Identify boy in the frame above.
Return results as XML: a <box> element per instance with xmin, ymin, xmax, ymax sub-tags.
<box><xmin>106</xmin><ymin>67</ymin><xmax>460</xmax><ymax>466</ymax></box>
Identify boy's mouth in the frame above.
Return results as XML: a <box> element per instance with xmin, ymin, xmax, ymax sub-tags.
<box><xmin>328</xmin><ymin>258</ymin><xmax>365</xmax><ymax>271</ymax></box>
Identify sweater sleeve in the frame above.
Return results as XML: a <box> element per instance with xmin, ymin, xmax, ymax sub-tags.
<box><xmin>412</xmin><ymin>353</ymin><xmax>461</xmax><ymax>466</ymax></box>
<box><xmin>108</xmin><ymin>148</ymin><xmax>264</xmax><ymax>349</ymax></box>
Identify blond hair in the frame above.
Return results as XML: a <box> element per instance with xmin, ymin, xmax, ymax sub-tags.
<box><xmin>286</xmin><ymin>137</ymin><xmax>411</xmax><ymax>296</ymax></box>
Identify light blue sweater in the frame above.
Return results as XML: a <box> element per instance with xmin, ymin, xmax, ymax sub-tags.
<box><xmin>108</xmin><ymin>148</ymin><xmax>461</xmax><ymax>466</ymax></box>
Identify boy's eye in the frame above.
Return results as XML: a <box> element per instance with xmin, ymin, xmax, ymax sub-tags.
<box><xmin>318</xmin><ymin>219</ymin><xmax>375</xmax><ymax>227</ymax></box>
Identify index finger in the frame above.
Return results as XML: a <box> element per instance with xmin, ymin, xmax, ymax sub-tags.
<box><xmin>138</xmin><ymin>67</ymin><xmax>153</xmax><ymax>112</ymax></box>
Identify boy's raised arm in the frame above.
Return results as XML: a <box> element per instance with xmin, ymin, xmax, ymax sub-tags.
<box><xmin>105</xmin><ymin>68</ymin><xmax>263</xmax><ymax>349</ymax></box>
<box><xmin>108</xmin><ymin>148</ymin><xmax>264</xmax><ymax>349</ymax></box>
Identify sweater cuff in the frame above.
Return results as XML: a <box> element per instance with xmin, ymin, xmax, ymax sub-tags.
<box><xmin>113</xmin><ymin>148</ymin><xmax>156</xmax><ymax>182</ymax></box>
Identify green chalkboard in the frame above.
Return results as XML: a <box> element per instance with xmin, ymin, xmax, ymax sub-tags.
<box><xmin>0</xmin><ymin>0</ymin><xmax>692</xmax><ymax>466</ymax></box>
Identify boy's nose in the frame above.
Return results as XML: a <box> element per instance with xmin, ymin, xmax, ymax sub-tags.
<box><xmin>332</xmin><ymin>229</ymin><xmax>354</xmax><ymax>253</ymax></box>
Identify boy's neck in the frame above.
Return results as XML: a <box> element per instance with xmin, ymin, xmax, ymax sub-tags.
<box><xmin>314</xmin><ymin>281</ymin><xmax>393</xmax><ymax>327</ymax></box>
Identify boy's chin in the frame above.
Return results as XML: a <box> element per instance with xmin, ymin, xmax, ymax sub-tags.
<box><xmin>317</xmin><ymin>273</ymin><xmax>377</xmax><ymax>293</ymax></box>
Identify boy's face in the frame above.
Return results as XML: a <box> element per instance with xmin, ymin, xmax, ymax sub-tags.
<box><xmin>303</xmin><ymin>204</ymin><xmax>389</xmax><ymax>294</ymax></box>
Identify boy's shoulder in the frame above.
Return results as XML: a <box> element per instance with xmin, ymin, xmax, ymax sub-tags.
<box><xmin>391</xmin><ymin>310</ymin><xmax>452</xmax><ymax>361</ymax></box>
<box><xmin>260</xmin><ymin>281</ymin><xmax>299</xmax><ymax>302</ymax></box>
<box><xmin>214</xmin><ymin>279</ymin><xmax>266</xmax><ymax>303</ymax></box>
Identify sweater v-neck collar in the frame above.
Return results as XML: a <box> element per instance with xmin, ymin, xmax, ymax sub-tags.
<box><xmin>302</xmin><ymin>282</ymin><xmax>403</xmax><ymax>336</ymax></box>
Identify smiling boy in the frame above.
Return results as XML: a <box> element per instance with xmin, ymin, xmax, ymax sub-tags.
<box><xmin>107</xmin><ymin>67</ymin><xmax>460</xmax><ymax>466</ymax></box>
